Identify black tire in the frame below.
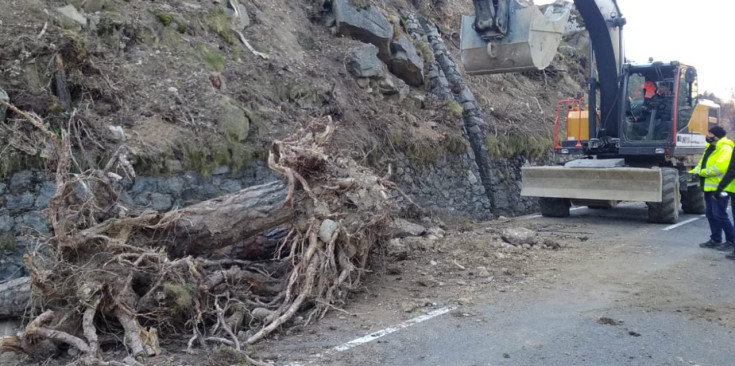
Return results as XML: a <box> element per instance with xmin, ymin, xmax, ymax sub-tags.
<box><xmin>681</xmin><ymin>184</ymin><xmax>705</xmax><ymax>214</ymax></box>
<box><xmin>648</xmin><ymin>168</ymin><xmax>680</xmax><ymax>224</ymax></box>
<box><xmin>539</xmin><ymin>197</ymin><xmax>571</xmax><ymax>217</ymax></box>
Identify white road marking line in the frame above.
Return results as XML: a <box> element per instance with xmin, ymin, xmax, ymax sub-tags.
<box><xmin>662</xmin><ymin>217</ymin><xmax>701</xmax><ymax>231</ymax></box>
<box><xmin>285</xmin><ymin>306</ymin><xmax>458</xmax><ymax>366</ymax></box>
<box><xmin>332</xmin><ymin>306</ymin><xmax>456</xmax><ymax>352</ymax></box>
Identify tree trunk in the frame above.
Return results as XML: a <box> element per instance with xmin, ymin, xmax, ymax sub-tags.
<box><xmin>1</xmin><ymin>181</ymin><xmax>293</xmax><ymax>320</ymax></box>
<box><xmin>162</xmin><ymin>180</ymin><xmax>293</xmax><ymax>258</ymax></box>
<box><xmin>0</xmin><ymin>277</ymin><xmax>31</xmax><ymax>319</ymax></box>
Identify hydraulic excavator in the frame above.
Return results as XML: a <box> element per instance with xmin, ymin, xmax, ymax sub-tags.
<box><xmin>461</xmin><ymin>0</ymin><xmax>719</xmax><ymax>223</ymax></box>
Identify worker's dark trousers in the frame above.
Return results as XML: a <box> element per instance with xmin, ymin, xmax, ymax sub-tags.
<box><xmin>705</xmin><ymin>192</ymin><xmax>735</xmax><ymax>243</ymax></box>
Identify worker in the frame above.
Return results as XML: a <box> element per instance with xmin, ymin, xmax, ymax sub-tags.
<box><xmin>714</xmin><ymin>131</ymin><xmax>735</xmax><ymax>259</ymax></box>
<box><xmin>690</xmin><ymin>125</ymin><xmax>735</xmax><ymax>251</ymax></box>
<box><xmin>643</xmin><ymin>80</ymin><xmax>657</xmax><ymax>99</ymax></box>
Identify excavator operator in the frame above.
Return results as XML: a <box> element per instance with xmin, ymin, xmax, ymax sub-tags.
<box><xmin>643</xmin><ymin>82</ymin><xmax>673</xmax><ymax>122</ymax></box>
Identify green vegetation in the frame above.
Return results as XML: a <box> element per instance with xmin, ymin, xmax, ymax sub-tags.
<box><xmin>414</xmin><ymin>39</ymin><xmax>435</xmax><ymax>72</ymax></box>
<box><xmin>163</xmin><ymin>283</ymin><xmax>193</xmax><ymax>313</ymax></box>
<box><xmin>155</xmin><ymin>12</ymin><xmax>172</xmax><ymax>26</ymax></box>
<box><xmin>444</xmin><ymin>100</ymin><xmax>464</xmax><ymax>120</ymax></box>
<box><xmin>0</xmin><ymin>233</ymin><xmax>16</xmax><ymax>251</ymax></box>
<box><xmin>389</xmin><ymin>130</ymin><xmax>469</xmax><ymax>169</ymax></box>
<box><xmin>0</xmin><ymin>153</ymin><xmax>45</xmax><ymax>179</ymax></box>
<box><xmin>204</xmin><ymin>8</ymin><xmax>235</xmax><ymax>45</ymax></box>
<box><xmin>485</xmin><ymin>133</ymin><xmax>552</xmax><ymax>160</ymax></box>
<box><xmin>273</xmin><ymin>79</ymin><xmax>311</xmax><ymax>103</ymax></box>
<box><xmin>196</xmin><ymin>43</ymin><xmax>226</xmax><ymax>72</ymax></box>
<box><xmin>348</xmin><ymin>0</ymin><xmax>370</xmax><ymax>9</ymax></box>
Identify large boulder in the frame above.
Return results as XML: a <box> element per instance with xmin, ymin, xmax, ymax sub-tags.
<box><xmin>346</xmin><ymin>43</ymin><xmax>384</xmax><ymax>78</ymax></box>
<box><xmin>389</xmin><ymin>35</ymin><xmax>424</xmax><ymax>86</ymax></box>
<box><xmin>333</xmin><ymin>0</ymin><xmax>393</xmax><ymax>61</ymax></box>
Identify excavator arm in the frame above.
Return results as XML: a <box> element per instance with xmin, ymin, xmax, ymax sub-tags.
<box><xmin>472</xmin><ymin>0</ymin><xmax>509</xmax><ymax>40</ymax></box>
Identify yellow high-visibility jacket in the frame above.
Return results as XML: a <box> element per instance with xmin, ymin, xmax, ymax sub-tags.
<box><xmin>689</xmin><ymin>137</ymin><xmax>735</xmax><ymax>191</ymax></box>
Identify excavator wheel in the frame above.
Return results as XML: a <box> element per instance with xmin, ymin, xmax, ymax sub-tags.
<box><xmin>681</xmin><ymin>184</ymin><xmax>705</xmax><ymax>214</ymax></box>
<box><xmin>647</xmin><ymin>168</ymin><xmax>680</xmax><ymax>224</ymax></box>
<box><xmin>539</xmin><ymin>197</ymin><xmax>571</xmax><ymax>217</ymax></box>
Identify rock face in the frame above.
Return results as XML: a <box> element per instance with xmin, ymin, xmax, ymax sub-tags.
<box><xmin>346</xmin><ymin>43</ymin><xmax>383</xmax><ymax>78</ymax></box>
<box><xmin>333</xmin><ymin>0</ymin><xmax>393</xmax><ymax>61</ymax></box>
<box><xmin>389</xmin><ymin>35</ymin><xmax>424</xmax><ymax>86</ymax></box>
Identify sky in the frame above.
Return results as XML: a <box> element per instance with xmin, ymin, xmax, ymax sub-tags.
<box><xmin>536</xmin><ymin>0</ymin><xmax>735</xmax><ymax>100</ymax></box>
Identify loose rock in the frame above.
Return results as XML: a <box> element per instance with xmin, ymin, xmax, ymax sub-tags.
<box><xmin>319</xmin><ymin>219</ymin><xmax>339</xmax><ymax>243</ymax></box>
<box><xmin>251</xmin><ymin>307</ymin><xmax>273</xmax><ymax>321</ymax></box>
<box><xmin>418</xmin><ymin>276</ymin><xmax>439</xmax><ymax>288</ymax></box>
<box><xmin>387</xmin><ymin>238</ymin><xmax>409</xmax><ymax>260</ymax></box>
<box><xmin>0</xmin><ymin>87</ymin><xmax>8</xmax><ymax>122</ymax></box>
<box><xmin>501</xmin><ymin>227</ymin><xmax>537</xmax><ymax>246</ymax></box>
<box><xmin>56</xmin><ymin>5</ymin><xmax>87</xmax><ymax>26</ymax></box>
<box><xmin>107</xmin><ymin>125</ymin><xmax>125</xmax><ymax>141</ymax></box>
<box><xmin>391</xmin><ymin>218</ymin><xmax>426</xmax><ymax>238</ymax></box>
<box><xmin>389</xmin><ymin>34</ymin><xmax>424</xmax><ymax>86</ymax></box>
<box><xmin>346</xmin><ymin>43</ymin><xmax>384</xmax><ymax>78</ymax></box>
<box><xmin>333</xmin><ymin>0</ymin><xmax>393</xmax><ymax>61</ymax></box>
<box><xmin>477</xmin><ymin>266</ymin><xmax>491</xmax><ymax>277</ymax></box>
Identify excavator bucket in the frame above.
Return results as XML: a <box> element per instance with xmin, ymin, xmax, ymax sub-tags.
<box><xmin>461</xmin><ymin>1</ymin><xmax>570</xmax><ymax>75</ymax></box>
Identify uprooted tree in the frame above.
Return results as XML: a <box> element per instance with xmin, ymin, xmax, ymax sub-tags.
<box><xmin>0</xmin><ymin>100</ymin><xmax>395</xmax><ymax>364</ymax></box>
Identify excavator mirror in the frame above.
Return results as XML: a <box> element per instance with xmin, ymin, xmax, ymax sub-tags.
<box><xmin>685</xmin><ymin>68</ymin><xmax>697</xmax><ymax>84</ymax></box>
<box><xmin>461</xmin><ymin>0</ymin><xmax>570</xmax><ymax>75</ymax></box>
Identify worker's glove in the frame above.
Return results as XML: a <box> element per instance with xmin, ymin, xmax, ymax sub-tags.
<box><xmin>715</xmin><ymin>190</ymin><xmax>728</xmax><ymax>199</ymax></box>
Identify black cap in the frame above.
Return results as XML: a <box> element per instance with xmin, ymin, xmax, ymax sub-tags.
<box><xmin>710</xmin><ymin>125</ymin><xmax>727</xmax><ymax>139</ymax></box>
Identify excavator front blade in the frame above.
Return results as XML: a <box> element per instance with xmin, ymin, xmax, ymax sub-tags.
<box><xmin>461</xmin><ymin>1</ymin><xmax>570</xmax><ymax>75</ymax></box>
<box><xmin>521</xmin><ymin>166</ymin><xmax>664</xmax><ymax>202</ymax></box>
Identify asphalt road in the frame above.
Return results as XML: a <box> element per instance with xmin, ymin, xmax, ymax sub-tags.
<box><xmin>280</xmin><ymin>204</ymin><xmax>735</xmax><ymax>366</ymax></box>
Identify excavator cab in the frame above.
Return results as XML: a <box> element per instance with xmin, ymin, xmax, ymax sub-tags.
<box><xmin>461</xmin><ymin>0</ymin><xmax>571</xmax><ymax>74</ymax></box>
<box><xmin>619</xmin><ymin>63</ymin><xmax>713</xmax><ymax>155</ymax></box>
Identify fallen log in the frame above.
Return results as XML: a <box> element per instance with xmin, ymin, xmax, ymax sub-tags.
<box><xmin>162</xmin><ymin>180</ymin><xmax>293</xmax><ymax>258</ymax></box>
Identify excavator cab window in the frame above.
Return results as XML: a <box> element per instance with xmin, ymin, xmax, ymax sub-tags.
<box><xmin>624</xmin><ymin>70</ymin><xmax>677</xmax><ymax>142</ymax></box>
<box><xmin>676</xmin><ymin>67</ymin><xmax>698</xmax><ymax>132</ymax></box>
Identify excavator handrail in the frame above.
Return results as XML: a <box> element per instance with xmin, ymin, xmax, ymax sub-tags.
<box><xmin>554</xmin><ymin>98</ymin><xmax>585</xmax><ymax>153</ymax></box>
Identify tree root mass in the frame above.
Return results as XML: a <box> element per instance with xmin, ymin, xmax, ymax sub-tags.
<box><xmin>0</xmin><ymin>105</ymin><xmax>393</xmax><ymax>363</ymax></box>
